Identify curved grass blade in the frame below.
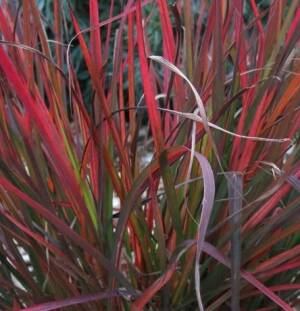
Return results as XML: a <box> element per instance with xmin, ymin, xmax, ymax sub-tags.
<box><xmin>192</xmin><ymin>152</ymin><xmax>215</xmax><ymax>311</ymax></box>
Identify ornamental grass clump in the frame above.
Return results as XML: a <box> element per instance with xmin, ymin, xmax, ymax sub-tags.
<box><xmin>0</xmin><ymin>0</ymin><xmax>299</xmax><ymax>310</ymax></box>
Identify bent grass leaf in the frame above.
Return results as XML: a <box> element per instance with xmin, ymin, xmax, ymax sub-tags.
<box><xmin>193</xmin><ymin>152</ymin><xmax>215</xmax><ymax>311</ymax></box>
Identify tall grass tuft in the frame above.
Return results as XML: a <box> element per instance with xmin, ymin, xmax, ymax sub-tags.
<box><xmin>0</xmin><ymin>1</ymin><xmax>299</xmax><ymax>310</ymax></box>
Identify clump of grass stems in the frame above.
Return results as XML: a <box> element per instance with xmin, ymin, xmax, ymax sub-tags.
<box><xmin>0</xmin><ymin>1</ymin><xmax>299</xmax><ymax>310</ymax></box>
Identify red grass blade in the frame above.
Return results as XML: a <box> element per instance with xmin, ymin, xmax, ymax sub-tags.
<box><xmin>0</xmin><ymin>46</ymin><xmax>92</xmax><ymax>223</ymax></box>
<box><xmin>135</xmin><ymin>0</ymin><xmax>163</xmax><ymax>151</ymax></box>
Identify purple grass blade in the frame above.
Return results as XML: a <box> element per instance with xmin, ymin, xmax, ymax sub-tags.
<box><xmin>21</xmin><ymin>290</ymin><xmax>122</xmax><ymax>311</ymax></box>
<box><xmin>193</xmin><ymin>152</ymin><xmax>215</xmax><ymax>311</ymax></box>
<box><xmin>226</xmin><ymin>172</ymin><xmax>243</xmax><ymax>311</ymax></box>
